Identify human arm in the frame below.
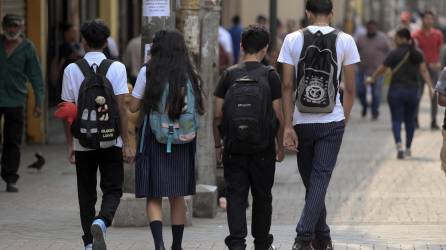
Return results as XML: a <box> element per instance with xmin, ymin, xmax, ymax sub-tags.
<box><xmin>342</xmin><ymin>64</ymin><xmax>356</xmax><ymax>125</ymax></box>
<box><xmin>129</xmin><ymin>66</ymin><xmax>147</xmax><ymax>113</ymax></box>
<box><xmin>213</xmin><ymin>97</ymin><xmax>224</xmax><ymax>162</ymax></box>
<box><xmin>281</xmin><ymin>63</ymin><xmax>298</xmax><ymax>152</ymax></box>
<box><xmin>366</xmin><ymin>65</ymin><xmax>389</xmax><ymax>85</ymax></box>
<box><xmin>116</xmin><ymin>94</ymin><xmax>135</xmax><ymax>163</ymax></box>
<box><xmin>63</xmin><ymin>119</ymin><xmax>75</xmax><ymax>164</ymax></box>
<box><xmin>272</xmin><ymin>99</ymin><xmax>285</xmax><ymax>162</ymax></box>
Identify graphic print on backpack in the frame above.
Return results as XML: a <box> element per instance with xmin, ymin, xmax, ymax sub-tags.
<box><xmin>72</xmin><ymin>59</ymin><xmax>120</xmax><ymax>149</ymax></box>
<box><xmin>222</xmin><ymin>65</ymin><xmax>277</xmax><ymax>154</ymax></box>
<box><xmin>296</xmin><ymin>29</ymin><xmax>339</xmax><ymax>113</ymax></box>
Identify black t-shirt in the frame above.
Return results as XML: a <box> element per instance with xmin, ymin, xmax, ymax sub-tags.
<box><xmin>383</xmin><ymin>44</ymin><xmax>424</xmax><ymax>88</ymax></box>
<box><xmin>214</xmin><ymin>61</ymin><xmax>282</xmax><ymax>100</ymax></box>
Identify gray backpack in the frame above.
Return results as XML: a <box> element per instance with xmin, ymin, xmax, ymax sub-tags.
<box><xmin>296</xmin><ymin>29</ymin><xmax>340</xmax><ymax>113</ymax></box>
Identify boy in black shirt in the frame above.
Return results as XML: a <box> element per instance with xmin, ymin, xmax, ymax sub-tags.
<box><xmin>213</xmin><ymin>25</ymin><xmax>284</xmax><ymax>250</ymax></box>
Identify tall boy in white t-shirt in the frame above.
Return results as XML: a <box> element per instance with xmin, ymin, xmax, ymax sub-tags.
<box><xmin>278</xmin><ymin>0</ymin><xmax>360</xmax><ymax>249</ymax></box>
<box><xmin>61</xmin><ymin>20</ymin><xmax>134</xmax><ymax>250</ymax></box>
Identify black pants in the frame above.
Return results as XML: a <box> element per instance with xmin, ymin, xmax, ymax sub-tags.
<box><xmin>294</xmin><ymin>121</ymin><xmax>345</xmax><ymax>241</ymax></box>
<box><xmin>0</xmin><ymin>107</ymin><xmax>24</xmax><ymax>184</ymax></box>
<box><xmin>223</xmin><ymin>146</ymin><xmax>276</xmax><ymax>250</ymax></box>
<box><xmin>75</xmin><ymin>147</ymin><xmax>123</xmax><ymax>246</ymax></box>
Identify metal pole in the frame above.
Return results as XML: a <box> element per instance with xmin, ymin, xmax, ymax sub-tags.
<box><xmin>141</xmin><ymin>0</ymin><xmax>176</xmax><ymax>65</ymax></box>
<box><xmin>269</xmin><ymin>0</ymin><xmax>277</xmax><ymax>50</ymax></box>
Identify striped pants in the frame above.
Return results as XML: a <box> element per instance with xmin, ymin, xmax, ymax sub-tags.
<box><xmin>294</xmin><ymin>121</ymin><xmax>345</xmax><ymax>241</ymax></box>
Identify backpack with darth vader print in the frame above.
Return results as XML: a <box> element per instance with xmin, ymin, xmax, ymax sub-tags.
<box><xmin>71</xmin><ymin>59</ymin><xmax>120</xmax><ymax>149</ymax></box>
<box><xmin>296</xmin><ymin>28</ymin><xmax>340</xmax><ymax>113</ymax></box>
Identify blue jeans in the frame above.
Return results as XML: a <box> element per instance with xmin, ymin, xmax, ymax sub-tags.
<box><xmin>356</xmin><ymin>70</ymin><xmax>383</xmax><ymax>116</ymax></box>
<box><xmin>387</xmin><ymin>86</ymin><xmax>420</xmax><ymax>148</ymax></box>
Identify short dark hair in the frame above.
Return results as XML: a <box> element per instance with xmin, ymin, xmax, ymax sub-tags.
<box><xmin>422</xmin><ymin>10</ymin><xmax>435</xmax><ymax>18</ymax></box>
<box><xmin>366</xmin><ymin>20</ymin><xmax>377</xmax><ymax>27</ymax></box>
<box><xmin>241</xmin><ymin>25</ymin><xmax>270</xmax><ymax>54</ymax></box>
<box><xmin>257</xmin><ymin>15</ymin><xmax>267</xmax><ymax>23</ymax></box>
<box><xmin>232</xmin><ymin>15</ymin><xmax>240</xmax><ymax>25</ymax></box>
<box><xmin>306</xmin><ymin>0</ymin><xmax>333</xmax><ymax>15</ymax></box>
<box><xmin>80</xmin><ymin>20</ymin><xmax>110</xmax><ymax>49</ymax></box>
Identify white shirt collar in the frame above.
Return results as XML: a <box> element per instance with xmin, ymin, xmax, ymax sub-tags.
<box><xmin>84</xmin><ymin>51</ymin><xmax>106</xmax><ymax>61</ymax></box>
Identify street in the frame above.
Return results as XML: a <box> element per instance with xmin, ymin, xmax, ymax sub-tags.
<box><xmin>1</xmin><ymin>97</ymin><xmax>445</xmax><ymax>250</ymax></box>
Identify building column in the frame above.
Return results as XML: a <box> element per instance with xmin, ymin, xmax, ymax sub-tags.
<box><xmin>99</xmin><ymin>0</ymin><xmax>119</xmax><ymax>41</ymax></box>
<box><xmin>26</xmin><ymin>0</ymin><xmax>47</xmax><ymax>144</ymax></box>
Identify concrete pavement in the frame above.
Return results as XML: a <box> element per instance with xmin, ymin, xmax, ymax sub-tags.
<box><xmin>0</xmin><ymin>97</ymin><xmax>446</xmax><ymax>249</ymax></box>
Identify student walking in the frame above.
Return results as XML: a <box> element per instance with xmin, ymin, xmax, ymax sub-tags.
<box><xmin>436</xmin><ymin>68</ymin><xmax>446</xmax><ymax>175</ymax></box>
<box><xmin>278</xmin><ymin>0</ymin><xmax>359</xmax><ymax>249</ymax></box>
<box><xmin>213</xmin><ymin>24</ymin><xmax>285</xmax><ymax>250</ymax></box>
<box><xmin>129</xmin><ymin>30</ymin><xmax>204</xmax><ymax>250</ymax></box>
<box><xmin>61</xmin><ymin>20</ymin><xmax>134</xmax><ymax>250</ymax></box>
<box><xmin>412</xmin><ymin>10</ymin><xmax>444</xmax><ymax>130</ymax></box>
<box><xmin>0</xmin><ymin>14</ymin><xmax>45</xmax><ymax>193</ymax></box>
<box><xmin>366</xmin><ymin>28</ymin><xmax>433</xmax><ymax>159</ymax></box>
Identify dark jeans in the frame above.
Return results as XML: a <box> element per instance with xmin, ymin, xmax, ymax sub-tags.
<box><xmin>223</xmin><ymin>146</ymin><xmax>276</xmax><ymax>250</ymax></box>
<box><xmin>294</xmin><ymin>121</ymin><xmax>345</xmax><ymax>241</ymax></box>
<box><xmin>388</xmin><ymin>86</ymin><xmax>420</xmax><ymax>148</ymax></box>
<box><xmin>417</xmin><ymin>67</ymin><xmax>438</xmax><ymax>123</ymax></box>
<box><xmin>356</xmin><ymin>71</ymin><xmax>383</xmax><ymax>116</ymax></box>
<box><xmin>75</xmin><ymin>147</ymin><xmax>123</xmax><ymax>246</ymax></box>
<box><xmin>0</xmin><ymin>107</ymin><xmax>24</xmax><ymax>184</ymax></box>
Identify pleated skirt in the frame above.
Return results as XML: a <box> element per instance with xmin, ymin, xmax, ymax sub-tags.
<box><xmin>135</xmin><ymin>128</ymin><xmax>196</xmax><ymax>198</ymax></box>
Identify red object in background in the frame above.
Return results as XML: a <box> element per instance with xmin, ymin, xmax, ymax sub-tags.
<box><xmin>54</xmin><ymin>102</ymin><xmax>77</xmax><ymax>125</ymax></box>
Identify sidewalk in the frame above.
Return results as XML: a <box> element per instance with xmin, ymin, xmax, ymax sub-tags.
<box><xmin>0</xmin><ymin>97</ymin><xmax>445</xmax><ymax>250</ymax></box>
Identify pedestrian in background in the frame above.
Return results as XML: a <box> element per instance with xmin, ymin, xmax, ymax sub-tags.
<box><xmin>435</xmin><ymin>67</ymin><xmax>446</xmax><ymax>175</ymax></box>
<box><xmin>413</xmin><ymin>10</ymin><xmax>444</xmax><ymax>130</ymax></box>
<box><xmin>356</xmin><ymin>20</ymin><xmax>391</xmax><ymax>120</ymax></box>
<box><xmin>213</xmin><ymin>24</ymin><xmax>284</xmax><ymax>250</ymax></box>
<box><xmin>130</xmin><ymin>30</ymin><xmax>204</xmax><ymax>250</ymax></box>
<box><xmin>122</xmin><ymin>34</ymin><xmax>142</xmax><ymax>85</ymax></box>
<box><xmin>278</xmin><ymin>0</ymin><xmax>359</xmax><ymax>249</ymax></box>
<box><xmin>367</xmin><ymin>28</ymin><xmax>433</xmax><ymax>159</ymax></box>
<box><xmin>229</xmin><ymin>15</ymin><xmax>243</xmax><ymax>64</ymax></box>
<box><xmin>0</xmin><ymin>14</ymin><xmax>45</xmax><ymax>193</ymax></box>
<box><xmin>61</xmin><ymin>19</ymin><xmax>134</xmax><ymax>250</ymax></box>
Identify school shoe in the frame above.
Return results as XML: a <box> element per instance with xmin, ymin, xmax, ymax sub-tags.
<box><xmin>397</xmin><ymin>150</ymin><xmax>405</xmax><ymax>160</ymax></box>
<box><xmin>6</xmin><ymin>183</ymin><xmax>18</xmax><ymax>192</ymax></box>
<box><xmin>85</xmin><ymin>244</ymin><xmax>93</xmax><ymax>250</ymax></box>
<box><xmin>91</xmin><ymin>219</ymin><xmax>107</xmax><ymax>250</ymax></box>
<box><xmin>292</xmin><ymin>238</ymin><xmax>314</xmax><ymax>250</ymax></box>
<box><xmin>312</xmin><ymin>238</ymin><xmax>333</xmax><ymax>250</ymax></box>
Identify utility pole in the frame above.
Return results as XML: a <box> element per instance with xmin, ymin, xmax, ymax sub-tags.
<box><xmin>177</xmin><ymin>0</ymin><xmax>201</xmax><ymax>65</ymax></box>
<box><xmin>269</xmin><ymin>0</ymin><xmax>277</xmax><ymax>50</ymax></box>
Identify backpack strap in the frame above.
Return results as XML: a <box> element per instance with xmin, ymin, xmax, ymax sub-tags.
<box><xmin>75</xmin><ymin>59</ymin><xmax>94</xmax><ymax>78</ymax></box>
<box><xmin>97</xmin><ymin>59</ymin><xmax>114</xmax><ymax>76</ymax></box>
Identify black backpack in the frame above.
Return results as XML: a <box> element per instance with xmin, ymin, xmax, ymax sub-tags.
<box><xmin>296</xmin><ymin>29</ymin><xmax>340</xmax><ymax>113</ymax></box>
<box><xmin>72</xmin><ymin>59</ymin><xmax>120</xmax><ymax>149</ymax></box>
<box><xmin>221</xmin><ymin>63</ymin><xmax>277</xmax><ymax>154</ymax></box>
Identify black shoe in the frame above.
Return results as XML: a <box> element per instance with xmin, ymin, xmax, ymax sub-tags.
<box><xmin>268</xmin><ymin>245</ymin><xmax>277</xmax><ymax>250</ymax></box>
<box><xmin>431</xmin><ymin>121</ymin><xmax>440</xmax><ymax>130</ymax></box>
<box><xmin>371</xmin><ymin>113</ymin><xmax>379</xmax><ymax>121</ymax></box>
<box><xmin>6</xmin><ymin>183</ymin><xmax>18</xmax><ymax>192</ymax></box>
<box><xmin>292</xmin><ymin>238</ymin><xmax>314</xmax><ymax>250</ymax></box>
<box><xmin>312</xmin><ymin>238</ymin><xmax>333</xmax><ymax>250</ymax></box>
<box><xmin>397</xmin><ymin>150</ymin><xmax>405</xmax><ymax>160</ymax></box>
<box><xmin>361</xmin><ymin>108</ymin><xmax>367</xmax><ymax>118</ymax></box>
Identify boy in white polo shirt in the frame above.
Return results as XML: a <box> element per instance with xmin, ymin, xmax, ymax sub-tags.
<box><xmin>61</xmin><ymin>20</ymin><xmax>134</xmax><ymax>250</ymax></box>
<box><xmin>278</xmin><ymin>0</ymin><xmax>360</xmax><ymax>249</ymax></box>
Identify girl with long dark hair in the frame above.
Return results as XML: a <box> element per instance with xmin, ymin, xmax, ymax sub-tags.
<box><xmin>129</xmin><ymin>30</ymin><xmax>204</xmax><ymax>250</ymax></box>
<box><xmin>366</xmin><ymin>28</ymin><xmax>433</xmax><ymax>159</ymax></box>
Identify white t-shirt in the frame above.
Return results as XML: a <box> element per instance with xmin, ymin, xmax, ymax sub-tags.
<box><xmin>132</xmin><ymin>66</ymin><xmax>148</xmax><ymax>99</ymax></box>
<box><xmin>278</xmin><ymin>25</ymin><xmax>360</xmax><ymax>125</ymax></box>
<box><xmin>61</xmin><ymin>52</ymin><xmax>129</xmax><ymax>151</ymax></box>
<box><xmin>219</xmin><ymin>26</ymin><xmax>234</xmax><ymax>55</ymax></box>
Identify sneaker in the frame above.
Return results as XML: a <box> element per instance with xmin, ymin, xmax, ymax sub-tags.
<box><xmin>91</xmin><ymin>219</ymin><xmax>107</xmax><ymax>250</ymax></box>
<box><xmin>85</xmin><ymin>244</ymin><xmax>93</xmax><ymax>250</ymax></box>
<box><xmin>405</xmin><ymin>149</ymin><xmax>412</xmax><ymax>157</ymax></box>
<box><xmin>292</xmin><ymin>238</ymin><xmax>314</xmax><ymax>250</ymax></box>
<box><xmin>397</xmin><ymin>150</ymin><xmax>405</xmax><ymax>160</ymax></box>
<box><xmin>6</xmin><ymin>183</ymin><xmax>18</xmax><ymax>193</ymax></box>
<box><xmin>268</xmin><ymin>244</ymin><xmax>277</xmax><ymax>250</ymax></box>
<box><xmin>432</xmin><ymin>121</ymin><xmax>440</xmax><ymax>130</ymax></box>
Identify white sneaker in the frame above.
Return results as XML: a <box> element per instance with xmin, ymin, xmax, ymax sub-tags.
<box><xmin>91</xmin><ymin>219</ymin><xmax>107</xmax><ymax>250</ymax></box>
<box><xmin>85</xmin><ymin>243</ymin><xmax>93</xmax><ymax>250</ymax></box>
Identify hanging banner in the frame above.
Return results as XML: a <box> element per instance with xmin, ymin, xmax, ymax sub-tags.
<box><xmin>143</xmin><ymin>0</ymin><xmax>170</xmax><ymax>17</ymax></box>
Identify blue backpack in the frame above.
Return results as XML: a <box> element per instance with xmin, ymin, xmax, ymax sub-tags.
<box><xmin>140</xmin><ymin>80</ymin><xmax>199</xmax><ymax>153</ymax></box>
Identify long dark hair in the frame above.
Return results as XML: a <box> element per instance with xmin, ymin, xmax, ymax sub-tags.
<box><xmin>144</xmin><ymin>30</ymin><xmax>204</xmax><ymax>120</ymax></box>
<box><xmin>395</xmin><ymin>28</ymin><xmax>419</xmax><ymax>63</ymax></box>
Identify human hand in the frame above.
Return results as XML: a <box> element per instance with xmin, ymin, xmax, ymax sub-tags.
<box><xmin>33</xmin><ymin>106</ymin><xmax>42</xmax><ymax>118</ymax></box>
<box><xmin>68</xmin><ymin>145</ymin><xmax>75</xmax><ymax>164</ymax></box>
<box><xmin>123</xmin><ymin>144</ymin><xmax>135</xmax><ymax>163</ymax></box>
<box><xmin>365</xmin><ymin>76</ymin><xmax>375</xmax><ymax>85</ymax></box>
<box><xmin>283</xmin><ymin>126</ymin><xmax>298</xmax><ymax>152</ymax></box>
<box><xmin>276</xmin><ymin>146</ymin><xmax>285</xmax><ymax>162</ymax></box>
<box><xmin>215</xmin><ymin>146</ymin><xmax>224</xmax><ymax>164</ymax></box>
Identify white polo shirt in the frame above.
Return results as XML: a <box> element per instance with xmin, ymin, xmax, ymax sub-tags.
<box><xmin>278</xmin><ymin>25</ymin><xmax>360</xmax><ymax>125</ymax></box>
<box><xmin>61</xmin><ymin>52</ymin><xmax>129</xmax><ymax>151</ymax></box>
